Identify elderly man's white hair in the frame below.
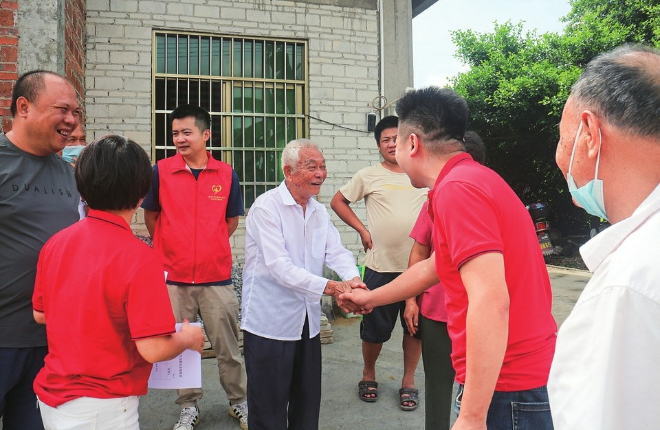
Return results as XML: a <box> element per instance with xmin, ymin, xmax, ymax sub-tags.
<box><xmin>281</xmin><ymin>139</ymin><xmax>321</xmax><ymax>172</ymax></box>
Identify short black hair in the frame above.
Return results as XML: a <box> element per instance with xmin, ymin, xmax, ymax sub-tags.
<box><xmin>75</xmin><ymin>135</ymin><xmax>152</xmax><ymax>211</ymax></box>
<box><xmin>395</xmin><ymin>87</ymin><xmax>469</xmax><ymax>154</ymax></box>
<box><xmin>10</xmin><ymin>70</ymin><xmax>63</xmax><ymax>117</ymax></box>
<box><xmin>464</xmin><ymin>131</ymin><xmax>486</xmax><ymax>164</ymax></box>
<box><xmin>374</xmin><ymin>115</ymin><xmax>399</xmax><ymax>144</ymax></box>
<box><xmin>170</xmin><ymin>104</ymin><xmax>211</xmax><ymax>133</ymax></box>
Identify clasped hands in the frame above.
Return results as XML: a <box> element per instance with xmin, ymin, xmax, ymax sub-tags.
<box><xmin>324</xmin><ymin>277</ymin><xmax>371</xmax><ymax>314</ymax></box>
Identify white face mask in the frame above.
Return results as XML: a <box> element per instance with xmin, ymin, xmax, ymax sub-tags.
<box><xmin>566</xmin><ymin>122</ymin><xmax>608</xmax><ymax>220</ymax></box>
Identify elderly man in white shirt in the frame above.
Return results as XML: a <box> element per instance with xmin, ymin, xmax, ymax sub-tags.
<box><xmin>241</xmin><ymin>139</ymin><xmax>364</xmax><ymax>430</ymax></box>
<box><xmin>549</xmin><ymin>44</ymin><xmax>660</xmax><ymax>430</ymax></box>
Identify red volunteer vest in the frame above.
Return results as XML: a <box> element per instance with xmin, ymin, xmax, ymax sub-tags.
<box><xmin>154</xmin><ymin>152</ymin><xmax>234</xmax><ymax>284</ymax></box>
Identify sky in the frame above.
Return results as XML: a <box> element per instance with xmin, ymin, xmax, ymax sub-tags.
<box><xmin>413</xmin><ymin>0</ymin><xmax>573</xmax><ymax>88</ymax></box>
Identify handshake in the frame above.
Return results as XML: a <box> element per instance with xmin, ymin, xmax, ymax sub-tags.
<box><xmin>323</xmin><ymin>277</ymin><xmax>373</xmax><ymax>315</ymax></box>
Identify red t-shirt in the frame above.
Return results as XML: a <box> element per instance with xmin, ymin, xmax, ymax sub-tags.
<box><xmin>409</xmin><ymin>201</ymin><xmax>448</xmax><ymax>322</ymax></box>
<box><xmin>32</xmin><ymin>210</ymin><xmax>176</xmax><ymax>407</ymax></box>
<box><xmin>430</xmin><ymin>154</ymin><xmax>556</xmax><ymax>391</ymax></box>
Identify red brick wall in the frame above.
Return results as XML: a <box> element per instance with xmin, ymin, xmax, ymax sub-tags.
<box><xmin>0</xmin><ymin>0</ymin><xmax>17</xmax><ymax>132</ymax></box>
<box><xmin>0</xmin><ymin>1</ymin><xmax>86</xmax><ymax>132</ymax></box>
<box><xmin>64</xmin><ymin>0</ymin><xmax>86</xmax><ymax>121</ymax></box>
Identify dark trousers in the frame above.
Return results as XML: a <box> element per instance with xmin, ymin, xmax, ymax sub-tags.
<box><xmin>244</xmin><ymin>315</ymin><xmax>321</xmax><ymax>430</ymax></box>
<box><xmin>455</xmin><ymin>384</ymin><xmax>553</xmax><ymax>430</ymax></box>
<box><xmin>0</xmin><ymin>346</ymin><xmax>48</xmax><ymax>430</ymax></box>
<box><xmin>419</xmin><ymin>315</ymin><xmax>454</xmax><ymax>430</ymax></box>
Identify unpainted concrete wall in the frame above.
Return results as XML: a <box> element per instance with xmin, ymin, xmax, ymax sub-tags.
<box><xmin>17</xmin><ymin>0</ymin><xmax>60</xmax><ymax>74</ymax></box>
<box><xmin>1</xmin><ymin>0</ymin><xmax>86</xmax><ymax>130</ymax></box>
<box><xmin>380</xmin><ymin>0</ymin><xmax>414</xmax><ymax>109</ymax></box>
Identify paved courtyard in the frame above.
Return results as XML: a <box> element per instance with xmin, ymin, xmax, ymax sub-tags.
<box><xmin>137</xmin><ymin>266</ymin><xmax>590</xmax><ymax>430</ymax></box>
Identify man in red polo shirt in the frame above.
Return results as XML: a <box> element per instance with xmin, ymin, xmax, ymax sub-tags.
<box><xmin>32</xmin><ymin>135</ymin><xmax>205</xmax><ymax>430</ymax></box>
<box><xmin>342</xmin><ymin>87</ymin><xmax>556</xmax><ymax>430</ymax></box>
<box><xmin>404</xmin><ymin>131</ymin><xmax>486</xmax><ymax>430</ymax></box>
<box><xmin>142</xmin><ymin>104</ymin><xmax>247</xmax><ymax>430</ymax></box>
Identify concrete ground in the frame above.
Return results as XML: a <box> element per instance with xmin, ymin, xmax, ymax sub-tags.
<box><xmin>0</xmin><ymin>268</ymin><xmax>588</xmax><ymax>430</ymax></box>
<box><xmin>137</xmin><ymin>266</ymin><xmax>590</xmax><ymax>430</ymax></box>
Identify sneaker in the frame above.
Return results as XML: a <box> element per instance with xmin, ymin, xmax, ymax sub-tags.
<box><xmin>173</xmin><ymin>406</ymin><xmax>200</xmax><ymax>430</ymax></box>
<box><xmin>228</xmin><ymin>401</ymin><xmax>248</xmax><ymax>430</ymax></box>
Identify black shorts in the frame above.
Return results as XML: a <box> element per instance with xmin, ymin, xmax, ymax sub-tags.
<box><xmin>359</xmin><ymin>267</ymin><xmax>421</xmax><ymax>343</ymax></box>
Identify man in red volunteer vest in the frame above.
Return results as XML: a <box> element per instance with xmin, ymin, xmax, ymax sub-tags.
<box><xmin>142</xmin><ymin>104</ymin><xmax>247</xmax><ymax>430</ymax></box>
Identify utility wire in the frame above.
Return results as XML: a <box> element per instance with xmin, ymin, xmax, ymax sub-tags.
<box><xmin>305</xmin><ymin>114</ymin><xmax>372</xmax><ymax>134</ymax></box>
<box><xmin>305</xmin><ymin>92</ymin><xmax>405</xmax><ymax>134</ymax></box>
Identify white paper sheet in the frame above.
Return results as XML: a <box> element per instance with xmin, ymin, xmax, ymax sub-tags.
<box><xmin>148</xmin><ymin>322</ymin><xmax>202</xmax><ymax>389</ymax></box>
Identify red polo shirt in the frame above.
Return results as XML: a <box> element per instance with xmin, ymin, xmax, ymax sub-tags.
<box><xmin>33</xmin><ymin>210</ymin><xmax>175</xmax><ymax>407</ymax></box>
<box><xmin>429</xmin><ymin>153</ymin><xmax>556</xmax><ymax>391</ymax></box>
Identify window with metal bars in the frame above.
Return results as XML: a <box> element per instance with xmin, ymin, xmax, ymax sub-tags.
<box><xmin>153</xmin><ymin>31</ymin><xmax>308</xmax><ymax>207</ymax></box>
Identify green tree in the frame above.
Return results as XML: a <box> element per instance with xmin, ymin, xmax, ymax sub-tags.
<box><xmin>564</xmin><ymin>0</ymin><xmax>660</xmax><ymax>55</ymax></box>
<box><xmin>451</xmin><ymin>23</ymin><xmax>584</xmax><ymax>234</ymax></box>
<box><xmin>449</xmin><ymin>0</ymin><xmax>660</xmax><ymax>235</ymax></box>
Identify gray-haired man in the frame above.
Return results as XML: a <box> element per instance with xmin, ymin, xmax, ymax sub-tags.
<box><xmin>241</xmin><ymin>139</ymin><xmax>364</xmax><ymax>430</ymax></box>
<box><xmin>549</xmin><ymin>44</ymin><xmax>660</xmax><ymax>430</ymax></box>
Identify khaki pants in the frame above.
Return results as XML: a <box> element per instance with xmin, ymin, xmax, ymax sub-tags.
<box><xmin>167</xmin><ymin>284</ymin><xmax>247</xmax><ymax>407</ymax></box>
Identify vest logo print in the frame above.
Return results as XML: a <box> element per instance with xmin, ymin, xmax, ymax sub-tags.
<box><xmin>209</xmin><ymin>184</ymin><xmax>225</xmax><ymax>201</ymax></box>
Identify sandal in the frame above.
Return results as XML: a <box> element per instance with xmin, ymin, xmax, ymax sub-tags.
<box><xmin>358</xmin><ymin>380</ymin><xmax>378</xmax><ymax>402</ymax></box>
<box><xmin>399</xmin><ymin>387</ymin><xmax>419</xmax><ymax>411</ymax></box>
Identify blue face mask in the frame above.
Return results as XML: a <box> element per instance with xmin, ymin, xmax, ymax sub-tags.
<box><xmin>62</xmin><ymin>145</ymin><xmax>84</xmax><ymax>163</ymax></box>
<box><xmin>566</xmin><ymin>122</ymin><xmax>608</xmax><ymax>220</ymax></box>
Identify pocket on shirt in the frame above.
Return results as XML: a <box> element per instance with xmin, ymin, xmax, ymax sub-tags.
<box><xmin>312</xmin><ymin>227</ymin><xmax>326</xmax><ymax>259</ymax></box>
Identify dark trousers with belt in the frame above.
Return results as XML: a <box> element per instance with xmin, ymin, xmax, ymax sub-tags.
<box><xmin>244</xmin><ymin>315</ymin><xmax>321</xmax><ymax>430</ymax></box>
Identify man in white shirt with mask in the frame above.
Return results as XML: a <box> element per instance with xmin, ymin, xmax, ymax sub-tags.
<box><xmin>241</xmin><ymin>139</ymin><xmax>364</xmax><ymax>430</ymax></box>
<box><xmin>549</xmin><ymin>43</ymin><xmax>660</xmax><ymax>430</ymax></box>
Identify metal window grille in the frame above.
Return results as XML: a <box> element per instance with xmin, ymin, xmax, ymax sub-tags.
<box><xmin>152</xmin><ymin>31</ymin><xmax>308</xmax><ymax>207</ymax></box>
